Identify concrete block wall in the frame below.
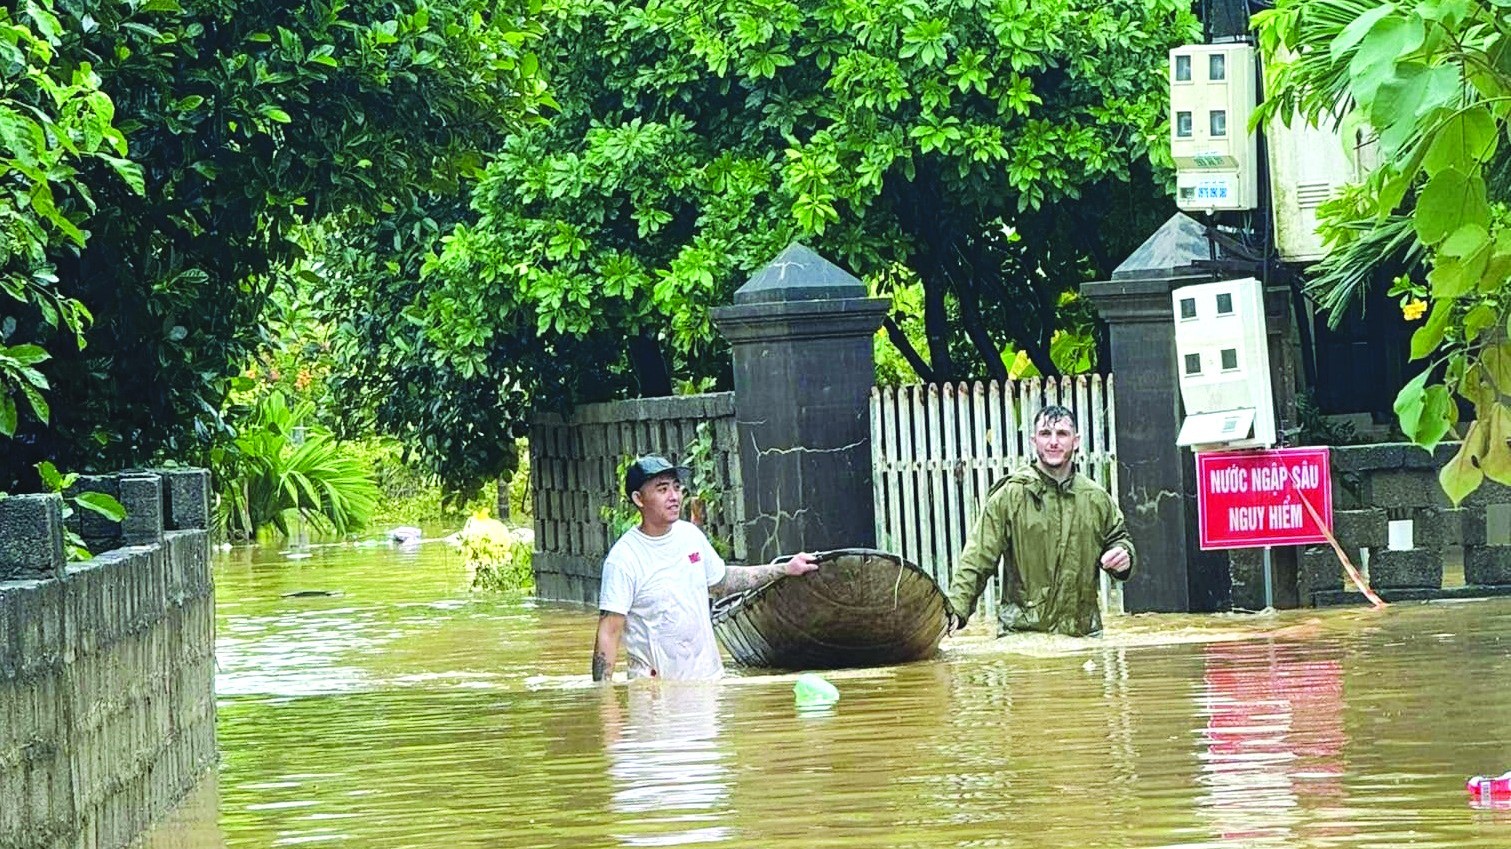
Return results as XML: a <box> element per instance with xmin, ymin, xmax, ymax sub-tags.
<box><xmin>1282</xmin><ymin>443</ymin><xmax>1511</xmax><ymax>606</ymax></box>
<box><xmin>531</xmin><ymin>393</ymin><xmax>742</xmax><ymax>605</ymax></box>
<box><xmin>0</xmin><ymin>469</ymin><xmax>216</xmax><ymax>849</ymax></box>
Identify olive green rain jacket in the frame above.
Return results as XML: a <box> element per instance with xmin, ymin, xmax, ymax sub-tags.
<box><xmin>946</xmin><ymin>463</ymin><xmax>1135</xmax><ymax>637</ymax></box>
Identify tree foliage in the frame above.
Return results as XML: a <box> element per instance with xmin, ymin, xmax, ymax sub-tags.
<box><xmin>0</xmin><ymin>0</ymin><xmax>547</xmax><ymax>491</ymax></box>
<box><xmin>1256</xmin><ymin>0</ymin><xmax>1511</xmax><ymax>503</ymax></box>
<box><xmin>402</xmin><ymin>0</ymin><xmax>1193</xmax><ymax>476</ymax></box>
<box><xmin>0</xmin><ymin>0</ymin><xmax>142</xmax><ymax>441</ymax></box>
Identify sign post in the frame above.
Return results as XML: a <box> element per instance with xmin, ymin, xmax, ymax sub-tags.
<box><xmin>1196</xmin><ymin>447</ymin><xmax>1333</xmax><ymax>550</ymax></box>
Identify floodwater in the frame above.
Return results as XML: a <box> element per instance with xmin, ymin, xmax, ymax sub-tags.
<box><xmin>143</xmin><ymin>539</ymin><xmax>1511</xmax><ymax>848</ymax></box>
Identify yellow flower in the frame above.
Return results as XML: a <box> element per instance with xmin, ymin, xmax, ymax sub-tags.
<box><xmin>1402</xmin><ymin>299</ymin><xmax>1427</xmax><ymax>321</ymax></box>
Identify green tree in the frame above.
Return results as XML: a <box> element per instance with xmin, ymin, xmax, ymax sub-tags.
<box><xmin>216</xmin><ymin>391</ymin><xmax>381</xmax><ymax>539</ymax></box>
<box><xmin>0</xmin><ymin>0</ymin><xmax>547</xmax><ymax>490</ymax></box>
<box><xmin>412</xmin><ymin>0</ymin><xmax>1193</xmax><ymax>429</ymax></box>
<box><xmin>0</xmin><ymin>0</ymin><xmax>142</xmax><ymax>440</ymax></box>
<box><xmin>1256</xmin><ymin>0</ymin><xmax>1511</xmax><ymax>502</ymax></box>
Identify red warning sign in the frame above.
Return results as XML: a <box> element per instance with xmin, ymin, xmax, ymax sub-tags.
<box><xmin>1196</xmin><ymin>447</ymin><xmax>1332</xmax><ymax>549</ymax></box>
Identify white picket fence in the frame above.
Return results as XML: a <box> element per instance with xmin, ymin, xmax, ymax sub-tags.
<box><xmin>869</xmin><ymin>375</ymin><xmax>1120</xmax><ymax>617</ymax></box>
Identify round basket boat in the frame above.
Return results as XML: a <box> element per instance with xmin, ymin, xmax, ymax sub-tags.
<box><xmin>710</xmin><ymin>548</ymin><xmax>949</xmax><ymax>670</ymax></box>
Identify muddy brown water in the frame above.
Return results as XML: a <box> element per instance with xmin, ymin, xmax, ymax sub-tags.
<box><xmin>142</xmin><ymin>540</ymin><xmax>1511</xmax><ymax>848</ymax></box>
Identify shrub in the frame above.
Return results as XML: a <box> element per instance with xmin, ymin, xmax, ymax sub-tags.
<box><xmin>462</xmin><ymin>510</ymin><xmax>534</xmax><ymax>594</ymax></box>
<box><xmin>217</xmin><ymin>392</ymin><xmax>380</xmax><ymax>539</ymax></box>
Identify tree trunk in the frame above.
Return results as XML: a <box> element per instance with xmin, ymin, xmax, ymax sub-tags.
<box><xmin>954</xmin><ymin>277</ymin><xmax>1009</xmax><ymax>383</ymax></box>
<box><xmin>922</xmin><ymin>272</ymin><xmax>957</xmax><ymax>383</ymax></box>
<box><xmin>627</xmin><ymin>333</ymin><xmax>673</xmax><ymax>397</ymax></box>
<box><xmin>1021</xmin><ymin>332</ymin><xmax>1057</xmax><ymax>377</ymax></box>
<box><xmin>882</xmin><ymin>316</ymin><xmax>935</xmax><ymax>382</ymax></box>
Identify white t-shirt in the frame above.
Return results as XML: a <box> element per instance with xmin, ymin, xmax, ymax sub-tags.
<box><xmin>598</xmin><ymin>521</ymin><xmax>727</xmax><ymax>680</ymax></box>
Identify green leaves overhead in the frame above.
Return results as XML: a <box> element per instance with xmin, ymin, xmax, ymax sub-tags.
<box><xmin>1</xmin><ymin>0</ymin><xmax>141</xmax><ymax>446</ymax></box>
<box><xmin>1257</xmin><ymin>0</ymin><xmax>1511</xmax><ymax>504</ymax></box>
<box><xmin>422</xmin><ymin>0</ymin><xmax>1195</xmax><ymax>433</ymax></box>
<box><xmin>1</xmin><ymin>0</ymin><xmax>548</xmax><ymax>489</ymax></box>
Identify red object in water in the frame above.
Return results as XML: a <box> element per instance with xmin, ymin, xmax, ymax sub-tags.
<box><xmin>1466</xmin><ymin>772</ymin><xmax>1511</xmax><ymax>799</ymax></box>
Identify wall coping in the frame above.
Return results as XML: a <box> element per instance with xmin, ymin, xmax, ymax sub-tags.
<box><xmin>532</xmin><ymin>392</ymin><xmax>734</xmax><ymax>427</ymax></box>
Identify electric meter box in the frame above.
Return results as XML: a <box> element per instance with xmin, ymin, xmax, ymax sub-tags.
<box><xmin>1268</xmin><ymin>114</ymin><xmax>1380</xmax><ymax>263</ymax></box>
<box><xmin>1172</xmin><ymin>277</ymin><xmax>1275</xmax><ymax>451</ymax></box>
<box><xmin>1170</xmin><ymin>44</ymin><xmax>1258</xmax><ymax>212</ymax></box>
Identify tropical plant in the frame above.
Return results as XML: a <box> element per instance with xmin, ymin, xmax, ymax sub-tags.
<box><xmin>1255</xmin><ymin>0</ymin><xmax>1511</xmax><ymax>503</ymax></box>
<box><xmin>216</xmin><ymin>392</ymin><xmax>380</xmax><ymax>539</ymax></box>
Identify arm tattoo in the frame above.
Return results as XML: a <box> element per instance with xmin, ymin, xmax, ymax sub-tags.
<box><xmin>712</xmin><ymin>563</ymin><xmax>786</xmax><ymax>597</ymax></box>
<box><xmin>593</xmin><ymin>610</ymin><xmax>617</xmax><ymax>681</ymax></box>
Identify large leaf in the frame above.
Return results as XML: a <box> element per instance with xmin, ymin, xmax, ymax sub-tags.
<box><xmin>1482</xmin><ymin>404</ymin><xmax>1511</xmax><ymax>485</ymax></box>
<box><xmin>1331</xmin><ymin>4</ymin><xmax>1396</xmax><ymax>61</ymax></box>
<box><xmin>1409</xmin><ymin>297</ymin><xmax>1453</xmax><ymax>359</ymax></box>
<box><xmin>1460</xmin><ymin>363</ymin><xmax>1496</xmax><ymax>408</ymax></box>
<box><xmin>0</xmin><ymin>395</ymin><xmax>15</xmax><ymax>437</ymax></box>
<box><xmin>73</xmin><ymin>491</ymin><xmax>126</xmax><ymax>522</ymax></box>
<box><xmin>1440</xmin><ymin>422</ymin><xmax>1485</xmax><ymax>505</ymax></box>
<box><xmin>1349</xmin><ymin>12</ymin><xmax>1425</xmax><ymax>106</ymax></box>
<box><xmin>1485</xmin><ymin>343</ymin><xmax>1511</xmax><ymax>393</ymax></box>
<box><xmin>1371</xmin><ymin>62</ymin><xmax>1459</xmax><ymax>152</ymax></box>
<box><xmin>1394</xmin><ymin>369</ymin><xmax>1432</xmax><ymax>437</ymax></box>
<box><xmin>1423</xmin><ymin>105</ymin><xmax>1498</xmax><ymax>174</ymax></box>
<box><xmin>1417</xmin><ymin>383</ymin><xmax>1457</xmax><ymax>448</ymax></box>
<box><xmin>1464</xmin><ymin>304</ymin><xmax>1498</xmax><ymax>342</ymax></box>
<box><xmin>1415</xmin><ymin>167</ymin><xmax>1489</xmax><ymax>245</ymax></box>
<box><xmin>1431</xmin><ymin>222</ymin><xmax>1492</xmax><ymax>299</ymax></box>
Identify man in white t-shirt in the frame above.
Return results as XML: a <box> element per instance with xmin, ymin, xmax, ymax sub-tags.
<box><xmin>592</xmin><ymin>455</ymin><xmax>817</xmax><ymax>682</ymax></box>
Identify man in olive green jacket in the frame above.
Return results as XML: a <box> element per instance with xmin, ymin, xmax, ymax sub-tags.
<box><xmin>946</xmin><ymin>405</ymin><xmax>1135</xmax><ymax>637</ymax></box>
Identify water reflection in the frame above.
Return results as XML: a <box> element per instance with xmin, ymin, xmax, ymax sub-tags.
<box><xmin>602</xmin><ymin>683</ymin><xmax>730</xmax><ymax>846</ymax></box>
<box><xmin>1197</xmin><ymin>640</ymin><xmax>1348</xmax><ymax>847</ymax></box>
<box><xmin>137</xmin><ymin>543</ymin><xmax>1511</xmax><ymax>849</ymax></box>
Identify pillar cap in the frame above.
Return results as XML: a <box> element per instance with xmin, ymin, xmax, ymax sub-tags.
<box><xmin>734</xmin><ymin>242</ymin><xmax>865</xmax><ymax>305</ymax></box>
<box><xmin>1110</xmin><ymin>212</ymin><xmax>1222</xmax><ymax>281</ymax></box>
<box><xmin>713</xmin><ymin>297</ymin><xmax>887</xmax><ymax>344</ymax></box>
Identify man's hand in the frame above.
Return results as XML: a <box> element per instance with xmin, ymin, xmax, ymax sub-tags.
<box><xmin>946</xmin><ymin>612</ymin><xmax>966</xmax><ymax>635</ymax></box>
<box><xmin>1099</xmin><ymin>545</ymin><xmax>1131</xmax><ymax>575</ymax></box>
<box><xmin>783</xmin><ymin>551</ymin><xmax>818</xmax><ymax>576</ymax></box>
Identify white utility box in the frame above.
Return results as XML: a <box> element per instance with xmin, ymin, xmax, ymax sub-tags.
<box><xmin>1170</xmin><ymin>43</ymin><xmax>1258</xmax><ymax>212</ymax></box>
<box><xmin>1172</xmin><ymin>277</ymin><xmax>1275</xmax><ymax>450</ymax></box>
<box><xmin>1268</xmin><ymin>114</ymin><xmax>1379</xmax><ymax>263</ymax></box>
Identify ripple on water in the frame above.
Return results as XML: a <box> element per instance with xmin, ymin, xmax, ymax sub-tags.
<box><xmin>139</xmin><ymin>542</ymin><xmax>1511</xmax><ymax>849</ymax></box>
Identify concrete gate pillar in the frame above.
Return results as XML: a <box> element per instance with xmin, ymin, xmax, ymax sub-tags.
<box><xmin>1082</xmin><ymin>213</ymin><xmax>1234</xmax><ymax>612</ymax></box>
<box><xmin>712</xmin><ymin>243</ymin><xmax>889</xmax><ymax>564</ymax></box>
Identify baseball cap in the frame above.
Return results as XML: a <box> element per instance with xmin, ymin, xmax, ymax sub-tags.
<box><xmin>623</xmin><ymin>455</ymin><xmax>691</xmax><ymax>498</ymax></box>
